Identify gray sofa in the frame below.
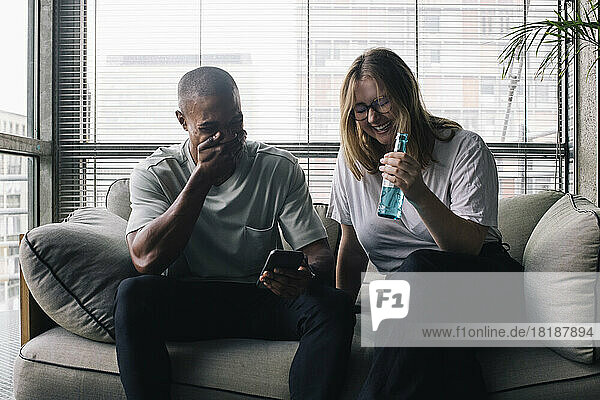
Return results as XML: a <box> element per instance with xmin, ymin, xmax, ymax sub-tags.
<box><xmin>14</xmin><ymin>181</ymin><xmax>600</xmax><ymax>399</ymax></box>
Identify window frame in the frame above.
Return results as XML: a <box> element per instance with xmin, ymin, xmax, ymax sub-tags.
<box><xmin>0</xmin><ymin>0</ymin><xmax>54</xmax><ymax>229</ymax></box>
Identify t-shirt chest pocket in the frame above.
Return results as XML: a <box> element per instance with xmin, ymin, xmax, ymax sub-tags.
<box><xmin>243</xmin><ymin>219</ymin><xmax>278</xmax><ymax>270</ymax></box>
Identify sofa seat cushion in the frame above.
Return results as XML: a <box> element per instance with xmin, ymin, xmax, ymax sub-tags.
<box><xmin>477</xmin><ymin>347</ymin><xmax>600</xmax><ymax>397</ymax></box>
<box><xmin>17</xmin><ymin>327</ymin><xmax>600</xmax><ymax>400</ymax></box>
<box><xmin>17</xmin><ymin>325</ymin><xmax>371</xmax><ymax>400</ymax></box>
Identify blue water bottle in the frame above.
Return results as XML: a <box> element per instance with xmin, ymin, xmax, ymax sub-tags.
<box><xmin>377</xmin><ymin>132</ymin><xmax>408</xmax><ymax>220</ymax></box>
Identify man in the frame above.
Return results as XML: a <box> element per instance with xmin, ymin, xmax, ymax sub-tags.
<box><xmin>113</xmin><ymin>66</ymin><xmax>355</xmax><ymax>400</ymax></box>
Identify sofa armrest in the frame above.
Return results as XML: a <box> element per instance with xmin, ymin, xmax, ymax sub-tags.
<box><xmin>19</xmin><ymin>234</ymin><xmax>55</xmax><ymax>345</ymax></box>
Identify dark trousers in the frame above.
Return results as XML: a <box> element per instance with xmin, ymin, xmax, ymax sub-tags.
<box><xmin>357</xmin><ymin>242</ymin><xmax>523</xmax><ymax>400</ymax></box>
<box><xmin>114</xmin><ymin>277</ymin><xmax>355</xmax><ymax>400</ymax></box>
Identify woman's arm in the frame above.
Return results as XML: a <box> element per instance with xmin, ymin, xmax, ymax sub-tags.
<box><xmin>380</xmin><ymin>152</ymin><xmax>488</xmax><ymax>255</ymax></box>
<box><xmin>336</xmin><ymin>224</ymin><xmax>369</xmax><ymax>302</ymax></box>
<box><xmin>407</xmin><ymin>189</ymin><xmax>488</xmax><ymax>255</ymax></box>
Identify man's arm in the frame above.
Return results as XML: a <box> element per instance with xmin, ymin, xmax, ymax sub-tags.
<box><xmin>301</xmin><ymin>238</ymin><xmax>335</xmax><ymax>283</ymax></box>
<box><xmin>127</xmin><ymin>133</ymin><xmax>242</xmax><ymax>274</ymax></box>
<box><xmin>127</xmin><ymin>179</ymin><xmax>211</xmax><ymax>275</ymax></box>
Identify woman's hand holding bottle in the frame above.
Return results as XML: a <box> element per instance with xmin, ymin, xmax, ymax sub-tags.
<box><xmin>379</xmin><ymin>152</ymin><xmax>430</xmax><ymax>206</ymax></box>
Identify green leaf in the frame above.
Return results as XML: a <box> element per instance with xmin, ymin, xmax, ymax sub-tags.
<box><xmin>499</xmin><ymin>1</ymin><xmax>599</xmax><ymax>81</ymax></box>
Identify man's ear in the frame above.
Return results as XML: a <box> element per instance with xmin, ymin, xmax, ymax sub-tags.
<box><xmin>175</xmin><ymin>110</ymin><xmax>187</xmax><ymax>131</ymax></box>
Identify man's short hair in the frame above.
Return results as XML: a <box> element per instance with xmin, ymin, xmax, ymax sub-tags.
<box><xmin>177</xmin><ymin>66</ymin><xmax>239</xmax><ymax>115</ymax></box>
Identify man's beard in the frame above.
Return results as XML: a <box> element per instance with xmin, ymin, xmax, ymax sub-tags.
<box><xmin>232</xmin><ymin>130</ymin><xmax>247</xmax><ymax>164</ymax></box>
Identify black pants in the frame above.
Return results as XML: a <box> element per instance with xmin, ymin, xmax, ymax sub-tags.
<box><xmin>357</xmin><ymin>242</ymin><xmax>523</xmax><ymax>400</ymax></box>
<box><xmin>113</xmin><ymin>277</ymin><xmax>355</xmax><ymax>400</ymax></box>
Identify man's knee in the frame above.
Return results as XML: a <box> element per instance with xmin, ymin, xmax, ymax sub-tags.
<box><xmin>115</xmin><ymin>275</ymin><xmax>163</xmax><ymax>316</ymax></box>
<box><xmin>117</xmin><ymin>275</ymin><xmax>150</xmax><ymax>301</ymax></box>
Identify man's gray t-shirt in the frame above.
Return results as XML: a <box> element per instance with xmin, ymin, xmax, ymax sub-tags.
<box><xmin>328</xmin><ymin>129</ymin><xmax>502</xmax><ymax>272</ymax></box>
<box><xmin>127</xmin><ymin>139</ymin><xmax>327</xmax><ymax>282</ymax></box>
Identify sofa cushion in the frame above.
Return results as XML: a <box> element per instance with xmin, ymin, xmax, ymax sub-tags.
<box><xmin>15</xmin><ymin>326</ymin><xmax>600</xmax><ymax>400</ymax></box>
<box><xmin>498</xmin><ymin>190</ymin><xmax>564</xmax><ymax>264</ymax></box>
<box><xmin>19</xmin><ymin>208</ymin><xmax>138</xmax><ymax>343</ymax></box>
<box><xmin>106</xmin><ymin>178</ymin><xmax>132</xmax><ymax>221</ymax></box>
<box><xmin>477</xmin><ymin>346</ymin><xmax>600</xmax><ymax>399</ymax></box>
<box><xmin>314</xmin><ymin>203</ymin><xmax>341</xmax><ymax>255</ymax></box>
<box><xmin>16</xmin><ymin>325</ymin><xmax>370</xmax><ymax>400</ymax></box>
<box><xmin>522</xmin><ymin>194</ymin><xmax>600</xmax><ymax>363</ymax></box>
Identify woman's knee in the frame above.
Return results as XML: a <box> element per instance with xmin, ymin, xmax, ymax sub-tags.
<box><xmin>310</xmin><ymin>287</ymin><xmax>356</xmax><ymax>331</ymax></box>
<box><xmin>400</xmin><ymin>249</ymin><xmax>441</xmax><ymax>272</ymax></box>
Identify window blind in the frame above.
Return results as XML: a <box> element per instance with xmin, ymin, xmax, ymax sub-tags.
<box><xmin>57</xmin><ymin>0</ymin><xmax>93</xmax><ymax>217</ymax></box>
<box><xmin>56</xmin><ymin>0</ymin><xmax>568</xmax><ymax>220</ymax></box>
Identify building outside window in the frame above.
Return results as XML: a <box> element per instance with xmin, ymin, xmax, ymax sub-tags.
<box><xmin>0</xmin><ymin>1</ymin><xmax>30</xmax><ymax>396</ymax></box>
<box><xmin>6</xmin><ymin>195</ymin><xmax>20</xmax><ymax>209</ymax></box>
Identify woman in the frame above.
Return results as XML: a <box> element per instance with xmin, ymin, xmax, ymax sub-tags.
<box><xmin>328</xmin><ymin>48</ymin><xmax>522</xmax><ymax>399</ymax></box>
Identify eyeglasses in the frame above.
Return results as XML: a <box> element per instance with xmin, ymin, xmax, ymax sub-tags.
<box><xmin>351</xmin><ymin>96</ymin><xmax>391</xmax><ymax>121</ymax></box>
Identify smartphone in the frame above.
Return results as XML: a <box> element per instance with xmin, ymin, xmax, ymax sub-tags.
<box><xmin>256</xmin><ymin>249</ymin><xmax>305</xmax><ymax>288</ymax></box>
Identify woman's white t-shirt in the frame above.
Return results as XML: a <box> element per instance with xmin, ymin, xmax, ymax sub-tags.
<box><xmin>327</xmin><ymin>129</ymin><xmax>502</xmax><ymax>272</ymax></box>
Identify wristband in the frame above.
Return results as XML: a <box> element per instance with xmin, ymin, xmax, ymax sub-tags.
<box><xmin>305</xmin><ymin>263</ymin><xmax>317</xmax><ymax>279</ymax></box>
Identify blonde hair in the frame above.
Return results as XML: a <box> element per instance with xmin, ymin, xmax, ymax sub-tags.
<box><xmin>340</xmin><ymin>48</ymin><xmax>461</xmax><ymax>180</ymax></box>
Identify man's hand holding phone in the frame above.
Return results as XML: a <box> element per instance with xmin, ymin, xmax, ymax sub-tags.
<box><xmin>258</xmin><ymin>250</ymin><xmax>314</xmax><ymax>298</ymax></box>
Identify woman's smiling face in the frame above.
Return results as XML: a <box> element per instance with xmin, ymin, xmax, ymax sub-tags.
<box><xmin>353</xmin><ymin>76</ymin><xmax>397</xmax><ymax>148</ymax></box>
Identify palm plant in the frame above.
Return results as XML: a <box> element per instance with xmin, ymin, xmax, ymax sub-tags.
<box><xmin>499</xmin><ymin>0</ymin><xmax>599</xmax><ymax>81</ymax></box>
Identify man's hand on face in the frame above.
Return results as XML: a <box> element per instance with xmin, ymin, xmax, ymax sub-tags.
<box><xmin>194</xmin><ymin>130</ymin><xmax>246</xmax><ymax>186</ymax></box>
<box><xmin>259</xmin><ymin>264</ymin><xmax>313</xmax><ymax>298</ymax></box>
